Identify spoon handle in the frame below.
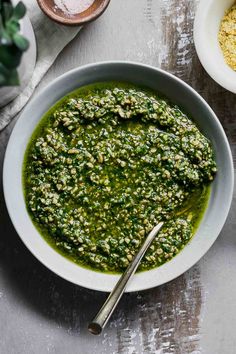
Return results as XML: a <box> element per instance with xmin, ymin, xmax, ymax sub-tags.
<box><xmin>88</xmin><ymin>222</ymin><xmax>164</xmax><ymax>335</ymax></box>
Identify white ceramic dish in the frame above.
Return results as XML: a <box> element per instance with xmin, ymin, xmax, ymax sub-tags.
<box><xmin>194</xmin><ymin>0</ymin><xmax>236</xmax><ymax>94</ymax></box>
<box><xmin>3</xmin><ymin>62</ymin><xmax>234</xmax><ymax>292</ymax></box>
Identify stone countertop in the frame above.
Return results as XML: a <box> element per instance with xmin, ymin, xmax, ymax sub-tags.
<box><xmin>0</xmin><ymin>1</ymin><xmax>235</xmax><ymax>353</ymax></box>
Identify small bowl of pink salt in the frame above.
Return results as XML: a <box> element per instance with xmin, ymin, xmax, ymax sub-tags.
<box><xmin>37</xmin><ymin>0</ymin><xmax>110</xmax><ymax>26</ymax></box>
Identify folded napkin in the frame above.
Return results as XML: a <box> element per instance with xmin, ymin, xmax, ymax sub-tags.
<box><xmin>0</xmin><ymin>0</ymin><xmax>80</xmax><ymax>131</ymax></box>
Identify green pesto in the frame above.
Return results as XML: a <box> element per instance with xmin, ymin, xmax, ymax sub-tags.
<box><xmin>23</xmin><ymin>82</ymin><xmax>216</xmax><ymax>274</ymax></box>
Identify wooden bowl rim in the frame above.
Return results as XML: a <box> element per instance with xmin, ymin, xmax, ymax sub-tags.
<box><xmin>37</xmin><ymin>0</ymin><xmax>111</xmax><ymax>26</ymax></box>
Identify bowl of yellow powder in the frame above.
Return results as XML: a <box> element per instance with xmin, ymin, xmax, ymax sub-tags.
<box><xmin>194</xmin><ymin>0</ymin><xmax>236</xmax><ymax>94</ymax></box>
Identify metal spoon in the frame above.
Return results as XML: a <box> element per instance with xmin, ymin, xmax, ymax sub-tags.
<box><xmin>88</xmin><ymin>222</ymin><xmax>164</xmax><ymax>335</ymax></box>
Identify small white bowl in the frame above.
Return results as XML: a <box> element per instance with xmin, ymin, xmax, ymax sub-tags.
<box><xmin>3</xmin><ymin>62</ymin><xmax>234</xmax><ymax>292</ymax></box>
<box><xmin>194</xmin><ymin>0</ymin><xmax>236</xmax><ymax>94</ymax></box>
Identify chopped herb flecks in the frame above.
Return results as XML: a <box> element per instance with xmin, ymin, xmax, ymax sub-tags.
<box><xmin>23</xmin><ymin>83</ymin><xmax>216</xmax><ymax>273</ymax></box>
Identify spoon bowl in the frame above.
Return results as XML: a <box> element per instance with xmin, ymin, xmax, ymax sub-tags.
<box><xmin>37</xmin><ymin>0</ymin><xmax>111</xmax><ymax>26</ymax></box>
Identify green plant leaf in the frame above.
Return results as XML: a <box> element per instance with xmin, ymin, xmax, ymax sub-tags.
<box><xmin>13</xmin><ymin>32</ymin><xmax>29</xmax><ymax>51</ymax></box>
<box><xmin>0</xmin><ymin>73</ymin><xmax>5</xmax><ymax>86</ymax></box>
<box><xmin>0</xmin><ymin>28</ymin><xmax>12</xmax><ymax>44</ymax></box>
<box><xmin>0</xmin><ymin>61</ymin><xmax>8</xmax><ymax>75</ymax></box>
<box><xmin>5</xmin><ymin>68</ymin><xmax>19</xmax><ymax>85</ymax></box>
<box><xmin>0</xmin><ymin>63</ymin><xmax>19</xmax><ymax>86</ymax></box>
<box><xmin>0</xmin><ymin>45</ymin><xmax>22</xmax><ymax>68</ymax></box>
<box><xmin>12</xmin><ymin>1</ymin><xmax>26</xmax><ymax>20</ymax></box>
<box><xmin>0</xmin><ymin>16</ymin><xmax>4</xmax><ymax>36</ymax></box>
<box><xmin>3</xmin><ymin>3</ymin><xmax>13</xmax><ymax>22</ymax></box>
<box><xmin>0</xmin><ymin>1</ymin><xmax>28</xmax><ymax>87</ymax></box>
<box><xmin>6</xmin><ymin>18</ymin><xmax>20</xmax><ymax>35</ymax></box>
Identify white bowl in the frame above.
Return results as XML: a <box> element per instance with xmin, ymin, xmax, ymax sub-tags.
<box><xmin>194</xmin><ymin>0</ymin><xmax>236</xmax><ymax>94</ymax></box>
<box><xmin>3</xmin><ymin>62</ymin><xmax>234</xmax><ymax>292</ymax></box>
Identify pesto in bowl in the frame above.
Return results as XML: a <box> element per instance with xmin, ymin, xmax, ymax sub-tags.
<box><xmin>23</xmin><ymin>83</ymin><xmax>216</xmax><ymax>274</ymax></box>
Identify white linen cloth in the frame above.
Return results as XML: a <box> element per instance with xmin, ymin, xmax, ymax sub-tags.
<box><xmin>0</xmin><ymin>0</ymin><xmax>80</xmax><ymax>131</ymax></box>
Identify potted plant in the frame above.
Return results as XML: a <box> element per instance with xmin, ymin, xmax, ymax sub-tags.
<box><xmin>0</xmin><ymin>0</ymin><xmax>36</xmax><ymax>107</ymax></box>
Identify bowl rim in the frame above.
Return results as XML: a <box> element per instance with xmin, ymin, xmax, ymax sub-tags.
<box><xmin>36</xmin><ymin>0</ymin><xmax>111</xmax><ymax>26</ymax></box>
<box><xmin>194</xmin><ymin>0</ymin><xmax>236</xmax><ymax>94</ymax></box>
<box><xmin>3</xmin><ymin>61</ymin><xmax>234</xmax><ymax>292</ymax></box>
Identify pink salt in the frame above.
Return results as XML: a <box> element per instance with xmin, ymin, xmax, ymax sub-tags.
<box><xmin>54</xmin><ymin>0</ymin><xmax>95</xmax><ymax>15</ymax></box>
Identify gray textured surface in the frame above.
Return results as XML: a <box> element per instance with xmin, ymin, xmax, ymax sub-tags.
<box><xmin>0</xmin><ymin>0</ymin><xmax>236</xmax><ymax>353</ymax></box>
